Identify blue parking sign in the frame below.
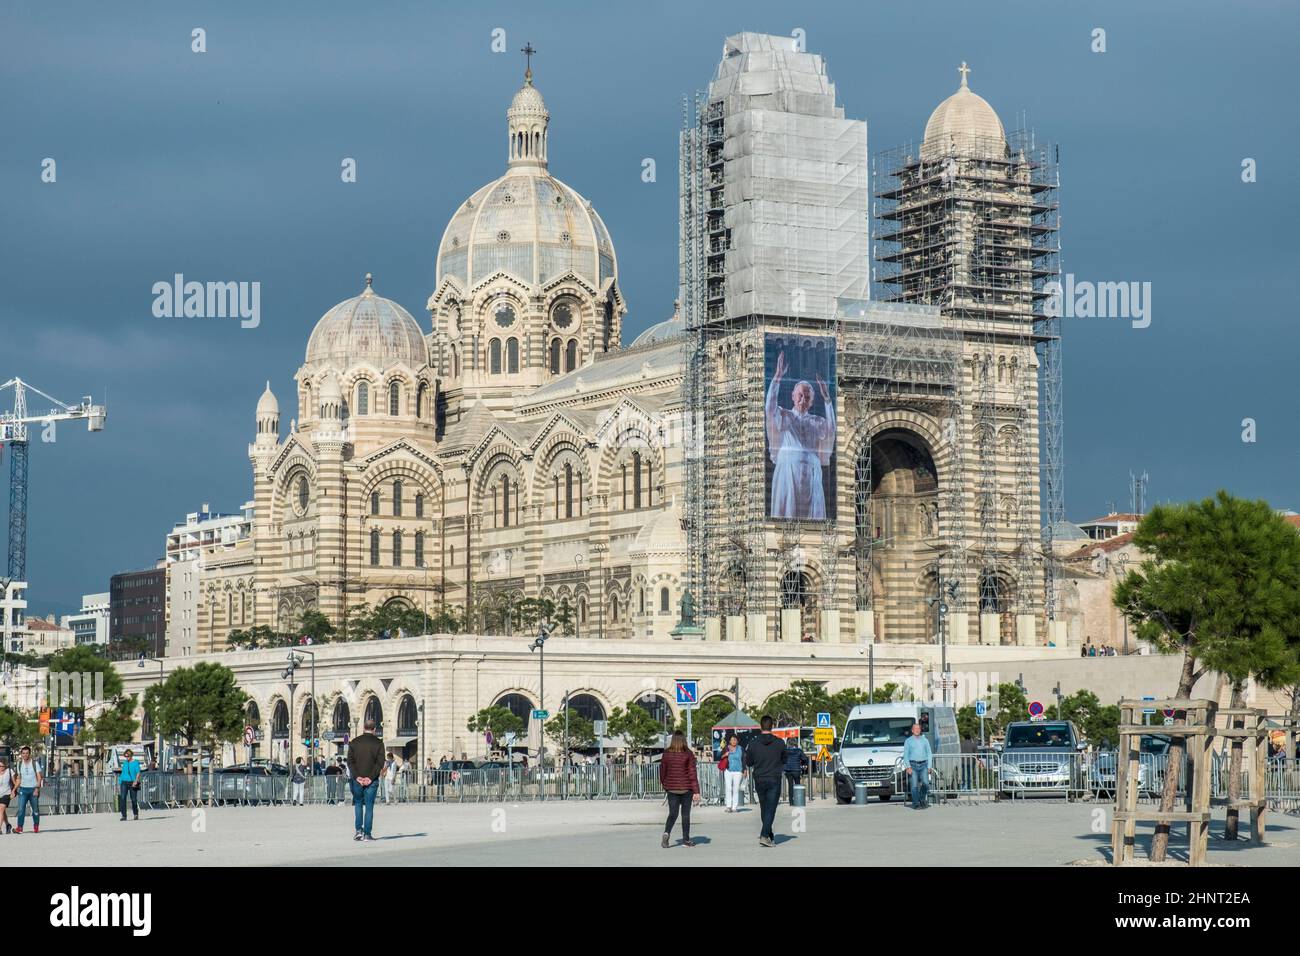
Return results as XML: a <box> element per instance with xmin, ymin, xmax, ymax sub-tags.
<box><xmin>975</xmin><ymin>700</ymin><xmax>987</xmax><ymax>718</ymax></box>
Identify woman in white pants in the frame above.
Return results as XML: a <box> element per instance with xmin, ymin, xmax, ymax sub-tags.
<box><xmin>720</xmin><ymin>735</ymin><xmax>746</xmax><ymax>812</ymax></box>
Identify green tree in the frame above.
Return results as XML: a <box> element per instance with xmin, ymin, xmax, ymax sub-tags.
<box><xmin>829</xmin><ymin>687</ymin><xmax>871</xmax><ymax>725</ymax></box>
<box><xmin>298</xmin><ymin>609</ymin><xmax>336</xmax><ymax>643</ymax></box>
<box><xmin>553</xmin><ymin>597</ymin><xmax>576</xmax><ymax>637</ymax></box>
<box><xmin>762</xmin><ymin>679</ymin><xmax>833</xmax><ymax>727</ymax></box>
<box><xmin>152</xmin><ymin>663</ymin><xmax>248</xmax><ymax>793</ymax></box>
<box><xmin>87</xmin><ymin>694</ymin><xmax>140</xmax><ymax>744</ymax></box>
<box><xmin>466</xmin><ymin>706</ymin><xmax>524</xmax><ymax>742</ymax></box>
<box><xmin>991</xmin><ymin>682</ymin><xmax>1029</xmax><ymax>736</ymax></box>
<box><xmin>546</xmin><ymin>711</ymin><xmax>594</xmax><ymax>752</ymax></box>
<box><xmin>871</xmin><ymin>682</ymin><xmax>912</xmax><ymax>703</ymax></box>
<box><xmin>0</xmin><ymin>707</ymin><xmax>39</xmax><ymax>748</ymax></box>
<box><xmin>956</xmin><ymin>704</ymin><xmax>980</xmax><ymax>742</ymax></box>
<box><xmin>1115</xmin><ymin>492</ymin><xmax>1300</xmax><ymax>859</ymax></box>
<box><xmin>676</xmin><ymin>695</ymin><xmax>742</xmax><ymax>750</ymax></box>
<box><xmin>46</xmin><ymin>644</ymin><xmax>125</xmax><ymax>706</ymax></box>
<box><xmin>609</xmin><ymin>701</ymin><xmax>662</xmax><ymax>753</ymax></box>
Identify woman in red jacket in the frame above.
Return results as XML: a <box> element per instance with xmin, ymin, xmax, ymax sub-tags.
<box><xmin>659</xmin><ymin>730</ymin><xmax>700</xmax><ymax>848</ymax></box>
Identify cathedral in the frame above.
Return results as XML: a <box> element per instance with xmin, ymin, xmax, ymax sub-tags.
<box><xmin>195</xmin><ymin>34</ymin><xmax>1063</xmax><ymax>657</ymax></box>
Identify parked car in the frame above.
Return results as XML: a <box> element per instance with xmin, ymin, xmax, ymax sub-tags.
<box><xmin>998</xmin><ymin>720</ymin><xmax>1086</xmax><ymax>796</ymax></box>
<box><xmin>1090</xmin><ymin>734</ymin><xmax>1170</xmax><ymax>798</ymax></box>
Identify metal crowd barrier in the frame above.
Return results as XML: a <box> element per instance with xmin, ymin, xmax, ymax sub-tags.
<box><xmin>36</xmin><ymin>754</ymin><xmax>1300</xmax><ymax>817</ymax></box>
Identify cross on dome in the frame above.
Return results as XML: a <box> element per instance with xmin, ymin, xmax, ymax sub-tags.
<box><xmin>958</xmin><ymin>61</ymin><xmax>970</xmax><ymax>88</ymax></box>
<box><xmin>522</xmin><ymin>41</ymin><xmax>536</xmax><ymax>85</ymax></box>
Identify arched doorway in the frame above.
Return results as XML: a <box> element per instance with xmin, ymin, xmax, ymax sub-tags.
<box><xmin>781</xmin><ymin>569</ymin><xmax>817</xmax><ymax>640</ymax></box>
<box><xmin>271</xmin><ymin>700</ymin><xmax>289</xmax><ymax>740</ymax></box>
<box><xmin>566</xmin><ymin>693</ymin><xmax>606</xmax><ymax>723</ymax></box>
<box><xmin>633</xmin><ymin>694</ymin><xmax>673</xmax><ymax>735</ymax></box>
<box><xmin>978</xmin><ymin>569</ymin><xmax>1016</xmax><ymax>645</ymax></box>
<box><xmin>855</xmin><ymin>428</ymin><xmax>940</xmax><ymax>642</ymax></box>
<box><xmin>495</xmin><ymin>693</ymin><xmax>535</xmax><ymax>727</ymax></box>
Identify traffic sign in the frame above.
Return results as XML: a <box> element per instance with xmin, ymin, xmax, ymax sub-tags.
<box><xmin>816</xmin><ymin>712</ymin><xmax>832</xmax><ymax>729</ymax></box>
<box><xmin>485</xmin><ymin>730</ymin><xmax>494</xmax><ymax>745</ymax></box>
<box><xmin>1162</xmin><ymin>708</ymin><xmax>1176</xmax><ymax>719</ymax></box>
<box><xmin>1163</xmin><ymin>717</ymin><xmax>1175</xmax><ymax>726</ymax></box>
<box><xmin>675</xmin><ymin>680</ymin><xmax>698</xmax><ymax>706</ymax></box>
<box><xmin>531</xmin><ymin>709</ymin><xmax>549</xmax><ymax>720</ymax></box>
<box><xmin>975</xmin><ymin>700</ymin><xmax>988</xmax><ymax>718</ymax></box>
<box><xmin>816</xmin><ymin>746</ymin><xmax>831</xmax><ymax>762</ymax></box>
<box><xmin>244</xmin><ymin>725</ymin><xmax>254</xmax><ymax>746</ymax></box>
<box><xmin>813</xmin><ymin>728</ymin><xmax>835</xmax><ymax>746</ymax></box>
<box><xmin>1028</xmin><ymin>701</ymin><xmax>1044</xmax><ymax>718</ymax></box>
<box><xmin>1142</xmin><ymin>696</ymin><xmax>1156</xmax><ymax>716</ymax></box>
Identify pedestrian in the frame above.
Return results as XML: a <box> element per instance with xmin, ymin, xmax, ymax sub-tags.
<box><xmin>291</xmin><ymin>757</ymin><xmax>307</xmax><ymax>806</ymax></box>
<box><xmin>782</xmin><ymin>736</ymin><xmax>809</xmax><ymax>804</ymax></box>
<box><xmin>347</xmin><ymin>719</ymin><xmax>385</xmax><ymax>842</ymax></box>
<box><xmin>902</xmin><ymin>722</ymin><xmax>933</xmax><ymax>809</ymax></box>
<box><xmin>382</xmin><ymin>751</ymin><xmax>398</xmax><ymax>805</ymax></box>
<box><xmin>13</xmin><ymin>745</ymin><xmax>42</xmax><ymax>833</ymax></box>
<box><xmin>719</xmin><ymin>734</ymin><xmax>745</xmax><ymax>812</ymax></box>
<box><xmin>744</xmin><ymin>716</ymin><xmax>785</xmax><ymax>847</ymax></box>
<box><xmin>118</xmin><ymin>748</ymin><xmax>142</xmax><ymax>821</ymax></box>
<box><xmin>0</xmin><ymin>757</ymin><xmax>13</xmax><ymax>833</ymax></box>
<box><xmin>959</xmin><ymin>736</ymin><xmax>977</xmax><ymax>791</ymax></box>
<box><xmin>658</xmin><ymin>730</ymin><xmax>699</xmax><ymax>848</ymax></box>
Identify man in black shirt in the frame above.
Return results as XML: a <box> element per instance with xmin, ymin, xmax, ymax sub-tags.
<box><xmin>347</xmin><ymin>719</ymin><xmax>385</xmax><ymax>841</ymax></box>
<box><xmin>744</xmin><ymin>715</ymin><xmax>786</xmax><ymax>847</ymax></box>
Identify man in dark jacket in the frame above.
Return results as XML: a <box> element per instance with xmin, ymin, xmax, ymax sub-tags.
<box><xmin>744</xmin><ymin>716</ymin><xmax>786</xmax><ymax>847</ymax></box>
<box><xmin>782</xmin><ymin>738</ymin><xmax>810</xmax><ymax>804</ymax></box>
<box><xmin>347</xmin><ymin>719</ymin><xmax>385</xmax><ymax>841</ymax></box>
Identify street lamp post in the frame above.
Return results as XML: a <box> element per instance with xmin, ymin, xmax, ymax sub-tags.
<box><xmin>529</xmin><ymin>622</ymin><xmax>552</xmax><ymax>785</ymax></box>
<box><xmin>283</xmin><ymin>649</ymin><xmax>316</xmax><ymax>780</ymax></box>
<box><xmin>138</xmin><ymin>655</ymin><xmax>164</xmax><ymax>767</ymax></box>
<box><xmin>573</xmin><ymin>554</ymin><xmax>585</xmax><ymax>640</ymax></box>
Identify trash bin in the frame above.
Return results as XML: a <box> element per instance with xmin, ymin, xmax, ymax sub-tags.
<box><xmin>854</xmin><ymin>781</ymin><xmax>868</xmax><ymax>805</ymax></box>
<box><xmin>791</xmin><ymin>783</ymin><xmax>806</xmax><ymax>807</ymax></box>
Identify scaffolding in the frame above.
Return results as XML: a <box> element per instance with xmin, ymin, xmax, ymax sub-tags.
<box><xmin>873</xmin><ymin>127</ymin><xmax>1060</xmax><ymax>641</ymax></box>
<box><xmin>680</xmin><ymin>37</ymin><xmax>1061</xmax><ymax>646</ymax></box>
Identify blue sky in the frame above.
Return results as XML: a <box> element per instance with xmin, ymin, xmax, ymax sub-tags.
<box><xmin>2</xmin><ymin>0</ymin><xmax>1297</xmax><ymax>616</ymax></box>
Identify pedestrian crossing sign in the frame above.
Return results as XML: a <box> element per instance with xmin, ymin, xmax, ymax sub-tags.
<box><xmin>816</xmin><ymin>712</ymin><xmax>832</xmax><ymax>728</ymax></box>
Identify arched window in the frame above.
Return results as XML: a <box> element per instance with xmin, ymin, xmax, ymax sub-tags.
<box><xmin>495</xmin><ymin>693</ymin><xmax>534</xmax><ymax>726</ymax></box>
<box><xmin>578</xmin><ymin>597</ymin><xmax>588</xmax><ymax>624</ymax></box>
<box><xmin>397</xmin><ymin>695</ymin><xmax>418</xmax><ymax>736</ymax></box>
<box><xmin>499</xmin><ymin>474</ymin><xmax>511</xmax><ymax>528</ymax></box>
<box><xmin>369</xmin><ymin>529</ymin><xmax>380</xmax><ymax>566</ymax></box>
<box><xmin>610</xmin><ymin>596</ymin><xmax>620</xmax><ymax>624</ymax></box>
<box><xmin>416</xmin><ymin>382</ymin><xmax>427</xmax><ymax>419</ymax></box>
<box><xmin>370</xmin><ymin>491</ymin><xmax>380</xmax><ymax>516</ymax></box>
<box><xmin>357</xmin><ymin>381</ymin><xmax>369</xmax><ymax>415</ymax></box>
<box><xmin>506</xmin><ymin>337</ymin><xmax>519</xmax><ymax>374</ymax></box>
<box><xmin>490</xmin><ymin>339</ymin><xmax>502</xmax><ymax>375</ymax></box>
<box><xmin>332</xmin><ymin>698</ymin><xmax>350</xmax><ymax>735</ymax></box>
<box><xmin>415</xmin><ymin>493</ymin><xmax>424</xmax><ymax>518</ymax></box>
<box><xmin>388</xmin><ymin>381</ymin><xmax>401</xmax><ymax>416</ymax></box>
<box><xmin>415</xmin><ymin>532</ymin><xmax>425</xmax><ymax>567</ymax></box>
<box><xmin>564</xmin><ymin>463</ymin><xmax>574</xmax><ymax>519</ymax></box>
<box><xmin>565</xmin><ymin>339</ymin><xmax>577</xmax><ymax>372</ymax></box>
<box><xmin>297</xmin><ymin>476</ymin><xmax>309</xmax><ymax>512</ymax></box>
<box><xmin>550</xmin><ymin>338</ymin><xmax>561</xmax><ymax>374</ymax></box>
<box><xmin>633</xmin><ymin>451</ymin><xmax>643</xmax><ymax>509</ymax></box>
<box><xmin>660</xmin><ymin>587</ymin><xmax>671</xmax><ymax>613</ymax></box>
<box><xmin>271</xmin><ymin>700</ymin><xmax>289</xmax><ymax>739</ymax></box>
<box><xmin>363</xmin><ymin>696</ymin><xmax>383</xmax><ymax>736</ymax></box>
<box><xmin>639</xmin><ymin>588</ymin><xmax>646</xmax><ymax>614</ymax></box>
<box><xmin>452</xmin><ymin>346</ymin><xmax>461</xmax><ymax>378</ymax></box>
<box><xmin>392</xmin><ymin>480</ymin><xmax>403</xmax><ymax>516</ymax></box>
<box><xmin>392</xmin><ymin>530</ymin><xmax>403</xmax><ymax>567</ymax></box>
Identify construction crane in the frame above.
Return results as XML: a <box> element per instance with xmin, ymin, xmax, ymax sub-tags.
<box><xmin>0</xmin><ymin>378</ymin><xmax>106</xmax><ymax>582</ymax></box>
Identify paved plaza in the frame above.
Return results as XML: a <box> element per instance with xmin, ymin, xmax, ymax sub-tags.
<box><xmin>7</xmin><ymin>799</ymin><xmax>1300</xmax><ymax>867</ymax></box>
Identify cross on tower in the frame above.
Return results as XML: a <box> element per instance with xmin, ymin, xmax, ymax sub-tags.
<box><xmin>958</xmin><ymin>61</ymin><xmax>970</xmax><ymax>88</ymax></box>
<box><xmin>522</xmin><ymin>42</ymin><xmax>536</xmax><ymax>84</ymax></box>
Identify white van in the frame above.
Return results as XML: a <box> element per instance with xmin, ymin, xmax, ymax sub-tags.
<box><xmin>833</xmin><ymin>702</ymin><xmax>959</xmax><ymax>803</ymax></box>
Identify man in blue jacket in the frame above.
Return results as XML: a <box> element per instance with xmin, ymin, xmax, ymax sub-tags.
<box><xmin>782</xmin><ymin>737</ymin><xmax>810</xmax><ymax>804</ymax></box>
<box><xmin>902</xmin><ymin>723</ymin><xmax>933</xmax><ymax>809</ymax></box>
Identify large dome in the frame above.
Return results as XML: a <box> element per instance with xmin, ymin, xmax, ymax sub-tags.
<box><xmin>435</xmin><ymin>75</ymin><xmax>617</xmax><ymax>292</ymax></box>
<box><xmin>436</xmin><ymin>171</ymin><xmax>617</xmax><ymax>291</ymax></box>
<box><xmin>305</xmin><ymin>275</ymin><xmax>428</xmax><ymax>369</ymax></box>
<box><xmin>921</xmin><ymin>63</ymin><xmax>1006</xmax><ymax>160</ymax></box>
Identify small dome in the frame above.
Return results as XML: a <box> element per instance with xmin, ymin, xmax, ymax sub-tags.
<box><xmin>256</xmin><ymin>381</ymin><xmax>279</xmax><ymax>416</ymax></box>
<box><xmin>921</xmin><ymin>63</ymin><xmax>1006</xmax><ymax>160</ymax></box>
<box><xmin>630</xmin><ymin>311</ymin><xmax>685</xmax><ymax>347</ymax></box>
<box><xmin>305</xmin><ymin>275</ymin><xmax>428</xmax><ymax>370</ymax></box>
<box><xmin>510</xmin><ymin>83</ymin><xmax>547</xmax><ymax>116</ymax></box>
<box><xmin>629</xmin><ymin>506</ymin><xmax>686</xmax><ymax>558</ymax></box>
